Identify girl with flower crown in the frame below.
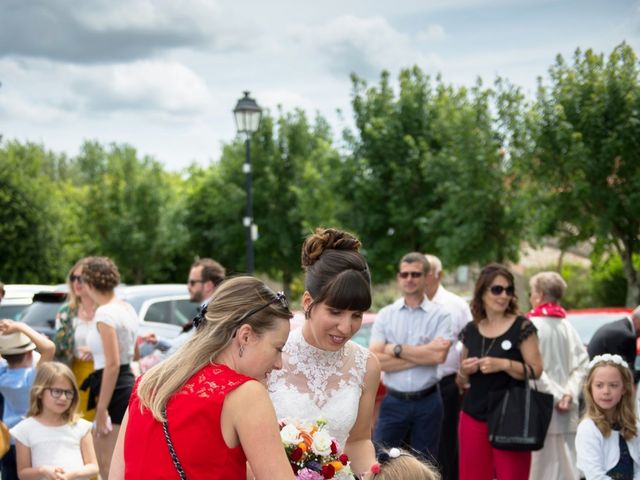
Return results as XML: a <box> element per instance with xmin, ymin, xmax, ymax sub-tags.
<box><xmin>576</xmin><ymin>354</ymin><xmax>640</xmax><ymax>479</ymax></box>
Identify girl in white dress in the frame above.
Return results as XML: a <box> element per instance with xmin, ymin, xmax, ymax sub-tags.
<box><xmin>268</xmin><ymin>228</ymin><xmax>381</xmax><ymax>476</ymax></box>
<box><xmin>576</xmin><ymin>354</ymin><xmax>640</xmax><ymax>479</ymax></box>
<box><xmin>10</xmin><ymin>362</ymin><xmax>99</xmax><ymax>480</ymax></box>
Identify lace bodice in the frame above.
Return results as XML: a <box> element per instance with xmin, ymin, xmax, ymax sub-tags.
<box><xmin>267</xmin><ymin>328</ymin><xmax>370</xmax><ymax>448</ymax></box>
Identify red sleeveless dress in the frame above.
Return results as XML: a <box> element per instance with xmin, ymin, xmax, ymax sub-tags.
<box><xmin>124</xmin><ymin>363</ymin><xmax>253</xmax><ymax>479</ymax></box>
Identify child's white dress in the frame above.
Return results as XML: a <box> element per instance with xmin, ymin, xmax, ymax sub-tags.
<box><xmin>10</xmin><ymin>417</ymin><xmax>92</xmax><ymax>474</ymax></box>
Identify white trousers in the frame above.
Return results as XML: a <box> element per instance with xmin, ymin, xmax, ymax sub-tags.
<box><xmin>530</xmin><ymin>432</ymin><xmax>580</xmax><ymax>480</ymax></box>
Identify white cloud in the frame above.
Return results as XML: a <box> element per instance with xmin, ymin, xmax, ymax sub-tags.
<box><xmin>73</xmin><ymin>61</ymin><xmax>213</xmax><ymax>114</ymax></box>
<box><xmin>0</xmin><ymin>94</ymin><xmax>74</xmax><ymax>124</ymax></box>
<box><xmin>290</xmin><ymin>15</ymin><xmax>439</xmax><ymax>79</ymax></box>
<box><xmin>416</xmin><ymin>24</ymin><xmax>446</xmax><ymax>43</ymax></box>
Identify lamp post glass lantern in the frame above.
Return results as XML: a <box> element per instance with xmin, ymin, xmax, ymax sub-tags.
<box><xmin>233</xmin><ymin>91</ymin><xmax>262</xmax><ymax>274</ymax></box>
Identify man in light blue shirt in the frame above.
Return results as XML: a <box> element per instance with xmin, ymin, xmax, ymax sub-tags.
<box><xmin>370</xmin><ymin>252</ymin><xmax>452</xmax><ymax>460</ymax></box>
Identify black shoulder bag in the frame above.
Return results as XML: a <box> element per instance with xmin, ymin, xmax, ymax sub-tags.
<box><xmin>486</xmin><ymin>363</ymin><xmax>554</xmax><ymax>451</ymax></box>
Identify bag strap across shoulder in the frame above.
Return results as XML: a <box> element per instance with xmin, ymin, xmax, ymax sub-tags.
<box><xmin>162</xmin><ymin>407</ymin><xmax>187</xmax><ymax>480</ymax></box>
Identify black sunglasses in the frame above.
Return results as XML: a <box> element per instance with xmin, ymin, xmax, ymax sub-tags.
<box><xmin>188</xmin><ymin>279</ymin><xmax>205</xmax><ymax>286</ymax></box>
<box><xmin>489</xmin><ymin>285</ymin><xmax>515</xmax><ymax>296</ymax></box>
<box><xmin>236</xmin><ymin>291</ymin><xmax>289</xmax><ymax>325</ymax></box>
<box><xmin>399</xmin><ymin>271</ymin><xmax>423</xmax><ymax>279</ymax></box>
<box><xmin>69</xmin><ymin>274</ymin><xmax>83</xmax><ymax>284</ymax></box>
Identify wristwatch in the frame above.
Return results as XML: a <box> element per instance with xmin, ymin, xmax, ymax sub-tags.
<box><xmin>393</xmin><ymin>344</ymin><xmax>403</xmax><ymax>358</ymax></box>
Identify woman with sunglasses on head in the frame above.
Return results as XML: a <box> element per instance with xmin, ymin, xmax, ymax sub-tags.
<box><xmin>53</xmin><ymin>258</ymin><xmax>97</xmax><ymax>422</ymax></box>
<box><xmin>457</xmin><ymin>263</ymin><xmax>543</xmax><ymax>480</ymax></box>
<box><xmin>109</xmin><ymin>276</ymin><xmax>296</xmax><ymax>480</ymax></box>
<box><xmin>267</xmin><ymin>228</ymin><xmax>381</xmax><ymax>476</ymax></box>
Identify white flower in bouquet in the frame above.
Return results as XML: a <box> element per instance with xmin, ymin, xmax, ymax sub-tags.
<box><xmin>334</xmin><ymin>465</ymin><xmax>354</xmax><ymax>480</ymax></box>
<box><xmin>310</xmin><ymin>430</ymin><xmax>333</xmax><ymax>456</ymax></box>
<box><xmin>280</xmin><ymin>423</ymin><xmax>301</xmax><ymax>445</ymax></box>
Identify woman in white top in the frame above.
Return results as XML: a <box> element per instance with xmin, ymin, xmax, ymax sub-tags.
<box><xmin>267</xmin><ymin>228</ymin><xmax>381</xmax><ymax>477</ymax></box>
<box><xmin>80</xmin><ymin>256</ymin><xmax>138</xmax><ymax>479</ymax></box>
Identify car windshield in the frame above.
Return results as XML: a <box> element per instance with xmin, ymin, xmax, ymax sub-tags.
<box><xmin>566</xmin><ymin>313</ymin><xmax>626</xmax><ymax>345</ymax></box>
<box><xmin>17</xmin><ymin>301</ymin><xmax>63</xmax><ymax>329</ymax></box>
<box><xmin>0</xmin><ymin>305</ymin><xmax>30</xmax><ymax>320</ymax></box>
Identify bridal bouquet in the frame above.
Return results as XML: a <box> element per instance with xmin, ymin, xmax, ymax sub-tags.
<box><xmin>279</xmin><ymin>418</ymin><xmax>355</xmax><ymax>479</ymax></box>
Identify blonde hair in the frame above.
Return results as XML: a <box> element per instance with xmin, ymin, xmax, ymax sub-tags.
<box><xmin>371</xmin><ymin>449</ymin><xmax>440</xmax><ymax>480</ymax></box>
<box><xmin>137</xmin><ymin>276</ymin><xmax>292</xmax><ymax>421</ymax></box>
<box><xmin>27</xmin><ymin>362</ymin><xmax>80</xmax><ymax>423</ymax></box>
<box><xmin>66</xmin><ymin>258</ymin><xmax>87</xmax><ymax>310</ymax></box>
<box><xmin>583</xmin><ymin>360</ymin><xmax>637</xmax><ymax>440</ymax></box>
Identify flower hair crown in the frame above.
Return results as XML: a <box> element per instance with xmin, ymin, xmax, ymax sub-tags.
<box><xmin>588</xmin><ymin>353</ymin><xmax>629</xmax><ymax>370</ymax></box>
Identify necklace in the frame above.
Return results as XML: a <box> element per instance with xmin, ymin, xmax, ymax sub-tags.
<box><xmin>481</xmin><ymin>336</ymin><xmax>497</xmax><ymax>357</ymax></box>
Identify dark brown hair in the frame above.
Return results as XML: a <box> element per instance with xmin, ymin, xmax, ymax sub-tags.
<box><xmin>191</xmin><ymin>258</ymin><xmax>226</xmax><ymax>286</ymax></box>
<box><xmin>470</xmin><ymin>263</ymin><xmax>519</xmax><ymax>323</ymax></box>
<box><xmin>82</xmin><ymin>256</ymin><xmax>120</xmax><ymax>293</ymax></box>
<box><xmin>399</xmin><ymin>252</ymin><xmax>430</xmax><ymax>273</ymax></box>
<box><xmin>301</xmin><ymin>228</ymin><xmax>371</xmax><ymax>314</ymax></box>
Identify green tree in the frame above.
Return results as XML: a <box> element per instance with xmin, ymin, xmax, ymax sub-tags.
<box><xmin>185</xmin><ymin>110</ymin><xmax>344</xmax><ymax>294</ymax></box>
<box><xmin>0</xmin><ymin>141</ymin><xmax>71</xmax><ymax>282</ymax></box>
<box><xmin>526</xmin><ymin>43</ymin><xmax>640</xmax><ymax>305</ymax></box>
<box><xmin>343</xmin><ymin>67</ymin><xmax>526</xmax><ymax>280</ymax></box>
<box><xmin>76</xmin><ymin>141</ymin><xmax>187</xmax><ymax>283</ymax></box>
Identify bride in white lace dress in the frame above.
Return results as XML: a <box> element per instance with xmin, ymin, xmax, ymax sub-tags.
<box><xmin>268</xmin><ymin>228</ymin><xmax>381</xmax><ymax>476</ymax></box>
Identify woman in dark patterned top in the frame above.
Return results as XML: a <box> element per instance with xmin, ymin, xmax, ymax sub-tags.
<box><xmin>456</xmin><ymin>263</ymin><xmax>543</xmax><ymax>480</ymax></box>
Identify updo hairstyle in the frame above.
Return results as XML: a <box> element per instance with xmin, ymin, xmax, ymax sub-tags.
<box><xmin>82</xmin><ymin>256</ymin><xmax>120</xmax><ymax>292</ymax></box>
<box><xmin>301</xmin><ymin>228</ymin><xmax>371</xmax><ymax>316</ymax></box>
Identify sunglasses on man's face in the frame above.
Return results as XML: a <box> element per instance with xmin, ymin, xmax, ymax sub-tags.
<box><xmin>188</xmin><ymin>279</ymin><xmax>205</xmax><ymax>286</ymax></box>
<box><xmin>398</xmin><ymin>271</ymin><xmax>423</xmax><ymax>279</ymax></box>
<box><xmin>489</xmin><ymin>285</ymin><xmax>515</xmax><ymax>296</ymax></box>
<box><xmin>69</xmin><ymin>274</ymin><xmax>83</xmax><ymax>284</ymax></box>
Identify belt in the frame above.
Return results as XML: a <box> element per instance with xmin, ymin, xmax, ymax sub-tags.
<box><xmin>386</xmin><ymin>384</ymin><xmax>439</xmax><ymax>401</ymax></box>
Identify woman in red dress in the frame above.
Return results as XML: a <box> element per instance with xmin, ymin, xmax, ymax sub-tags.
<box><xmin>109</xmin><ymin>276</ymin><xmax>297</xmax><ymax>480</ymax></box>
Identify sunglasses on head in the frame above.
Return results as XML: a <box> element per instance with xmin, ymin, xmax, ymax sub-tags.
<box><xmin>489</xmin><ymin>285</ymin><xmax>515</xmax><ymax>296</ymax></box>
<box><xmin>69</xmin><ymin>274</ymin><xmax>83</xmax><ymax>284</ymax></box>
<box><xmin>399</xmin><ymin>271</ymin><xmax>423</xmax><ymax>279</ymax></box>
<box><xmin>236</xmin><ymin>291</ymin><xmax>289</xmax><ymax>325</ymax></box>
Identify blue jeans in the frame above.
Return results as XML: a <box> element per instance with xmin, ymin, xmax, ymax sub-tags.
<box><xmin>373</xmin><ymin>390</ymin><xmax>443</xmax><ymax>460</ymax></box>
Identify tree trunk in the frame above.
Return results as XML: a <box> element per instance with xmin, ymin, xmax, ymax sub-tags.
<box><xmin>620</xmin><ymin>247</ymin><xmax>640</xmax><ymax>307</ymax></box>
<box><xmin>282</xmin><ymin>269</ymin><xmax>293</xmax><ymax>302</ymax></box>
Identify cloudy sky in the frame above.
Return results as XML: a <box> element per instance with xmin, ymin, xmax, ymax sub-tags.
<box><xmin>1</xmin><ymin>0</ymin><xmax>638</xmax><ymax>171</ymax></box>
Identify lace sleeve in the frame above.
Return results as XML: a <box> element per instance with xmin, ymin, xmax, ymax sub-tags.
<box><xmin>518</xmin><ymin>317</ymin><xmax>538</xmax><ymax>344</ymax></box>
<box><xmin>459</xmin><ymin>322</ymin><xmax>476</xmax><ymax>346</ymax></box>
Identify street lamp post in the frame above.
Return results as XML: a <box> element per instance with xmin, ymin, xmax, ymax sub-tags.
<box><xmin>233</xmin><ymin>91</ymin><xmax>262</xmax><ymax>274</ymax></box>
